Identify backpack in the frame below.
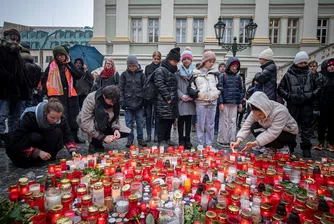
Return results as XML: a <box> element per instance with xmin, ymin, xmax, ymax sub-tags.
<box><xmin>143</xmin><ymin>71</ymin><xmax>157</xmax><ymax>103</ymax></box>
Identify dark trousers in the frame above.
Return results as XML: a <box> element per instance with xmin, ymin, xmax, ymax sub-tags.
<box><xmin>318</xmin><ymin>105</ymin><xmax>334</xmax><ymax>145</ymax></box>
<box><xmin>7</xmin><ymin>128</ymin><xmax>64</xmax><ymax>168</ymax></box>
<box><xmin>251</xmin><ymin>122</ymin><xmax>296</xmax><ymax>149</ymax></box>
<box><xmin>287</xmin><ymin>104</ymin><xmax>313</xmax><ymax>151</ymax></box>
<box><xmin>158</xmin><ymin>119</ymin><xmax>174</xmax><ymax>142</ymax></box>
<box><xmin>177</xmin><ymin>115</ymin><xmax>192</xmax><ymax>144</ymax></box>
<box><xmin>214</xmin><ymin>104</ymin><xmax>220</xmax><ymax>132</ymax></box>
<box><xmin>78</xmin><ymin>95</ymin><xmax>87</xmax><ymax>109</ymax></box>
<box><xmin>145</xmin><ymin>103</ymin><xmax>158</xmax><ymax>137</ymax></box>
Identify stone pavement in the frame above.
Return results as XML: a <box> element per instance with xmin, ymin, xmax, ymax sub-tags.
<box><xmin>0</xmin><ymin>115</ymin><xmax>333</xmax><ymax>197</ymax></box>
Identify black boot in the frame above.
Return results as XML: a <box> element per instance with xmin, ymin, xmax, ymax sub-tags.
<box><xmin>179</xmin><ymin>136</ymin><xmax>185</xmax><ymax>146</ymax></box>
<box><xmin>126</xmin><ymin>140</ymin><xmax>133</xmax><ymax>148</ymax></box>
<box><xmin>138</xmin><ymin>139</ymin><xmax>147</xmax><ymax>147</ymax></box>
<box><xmin>185</xmin><ymin>138</ymin><xmax>192</xmax><ymax>149</ymax></box>
<box><xmin>302</xmin><ymin>149</ymin><xmax>312</xmax><ymax>159</ymax></box>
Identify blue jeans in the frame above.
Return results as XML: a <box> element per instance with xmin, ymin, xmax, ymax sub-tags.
<box><xmin>125</xmin><ymin>108</ymin><xmax>144</xmax><ymax>141</ymax></box>
<box><xmin>0</xmin><ymin>99</ymin><xmax>22</xmax><ymax>134</ymax></box>
<box><xmin>145</xmin><ymin>104</ymin><xmax>158</xmax><ymax>137</ymax></box>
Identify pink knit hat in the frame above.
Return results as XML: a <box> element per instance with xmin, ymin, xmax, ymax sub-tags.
<box><xmin>201</xmin><ymin>49</ymin><xmax>216</xmax><ymax>64</ymax></box>
<box><xmin>181</xmin><ymin>46</ymin><xmax>193</xmax><ymax>61</ymax></box>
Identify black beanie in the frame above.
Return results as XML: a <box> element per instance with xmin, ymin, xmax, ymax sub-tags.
<box><xmin>20</xmin><ymin>42</ymin><xmax>31</xmax><ymax>53</ymax></box>
<box><xmin>3</xmin><ymin>29</ymin><xmax>21</xmax><ymax>42</ymax></box>
<box><xmin>74</xmin><ymin>58</ymin><xmax>84</xmax><ymax>65</ymax></box>
<box><xmin>166</xmin><ymin>47</ymin><xmax>181</xmax><ymax>62</ymax></box>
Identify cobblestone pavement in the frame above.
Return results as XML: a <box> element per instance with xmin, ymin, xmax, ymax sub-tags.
<box><xmin>0</xmin><ymin>116</ymin><xmax>333</xmax><ymax>197</ymax></box>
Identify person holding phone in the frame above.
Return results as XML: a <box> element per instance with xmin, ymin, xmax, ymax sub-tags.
<box><xmin>230</xmin><ymin>92</ymin><xmax>299</xmax><ymax>155</ymax></box>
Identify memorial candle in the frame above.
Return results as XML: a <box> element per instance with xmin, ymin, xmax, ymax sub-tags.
<box><xmin>184</xmin><ymin>179</ymin><xmax>191</xmax><ymax>194</ymax></box>
<box><xmin>33</xmin><ymin>192</ymin><xmax>45</xmax><ymax>212</ymax></box>
<box><xmin>8</xmin><ymin>185</ymin><xmax>19</xmax><ymax>201</ymax></box>
<box><xmin>49</xmin><ymin>205</ymin><xmax>63</xmax><ymax>224</ymax></box>
<box><xmin>48</xmin><ymin>164</ymin><xmax>56</xmax><ymax>174</ymax></box>
<box><xmin>60</xmin><ymin>159</ymin><xmax>67</xmax><ymax>171</ymax></box>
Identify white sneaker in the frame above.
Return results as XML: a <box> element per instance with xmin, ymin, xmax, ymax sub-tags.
<box><xmin>277</xmin><ymin>145</ymin><xmax>290</xmax><ymax>154</ymax></box>
<box><xmin>197</xmin><ymin>144</ymin><xmax>204</xmax><ymax>151</ymax></box>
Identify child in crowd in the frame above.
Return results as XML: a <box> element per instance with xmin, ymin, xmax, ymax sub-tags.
<box><xmin>188</xmin><ymin>49</ymin><xmax>221</xmax><ymax>150</ymax></box>
<box><xmin>217</xmin><ymin>57</ymin><xmax>244</xmax><ymax>146</ymax></box>
<box><xmin>120</xmin><ymin>55</ymin><xmax>147</xmax><ymax>147</ymax></box>
<box><xmin>214</xmin><ymin>62</ymin><xmax>226</xmax><ymax>134</ymax></box>
<box><xmin>176</xmin><ymin>47</ymin><xmax>196</xmax><ymax>149</ymax></box>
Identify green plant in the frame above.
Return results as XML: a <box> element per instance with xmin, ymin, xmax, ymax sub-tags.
<box><xmin>0</xmin><ymin>198</ymin><xmax>37</xmax><ymax>224</ymax></box>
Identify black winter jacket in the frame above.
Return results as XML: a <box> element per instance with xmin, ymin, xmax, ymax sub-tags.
<box><xmin>0</xmin><ymin>42</ymin><xmax>32</xmax><ymax>100</ymax></box>
<box><xmin>219</xmin><ymin>57</ymin><xmax>244</xmax><ymax>105</ymax></box>
<box><xmin>91</xmin><ymin>72</ymin><xmax>120</xmax><ymax>91</ymax></box>
<box><xmin>21</xmin><ymin>52</ymin><xmax>42</xmax><ymax>89</ymax></box>
<box><xmin>319</xmin><ymin>58</ymin><xmax>334</xmax><ymax>105</ymax></box>
<box><xmin>278</xmin><ymin>64</ymin><xmax>320</xmax><ymax>105</ymax></box>
<box><xmin>145</xmin><ymin>62</ymin><xmax>160</xmax><ymax>77</ymax></box>
<box><xmin>255</xmin><ymin>60</ymin><xmax>277</xmax><ymax>101</ymax></box>
<box><xmin>75</xmin><ymin>70</ymin><xmax>94</xmax><ymax>95</ymax></box>
<box><xmin>120</xmin><ymin>68</ymin><xmax>146</xmax><ymax>110</ymax></box>
<box><xmin>154</xmin><ymin>60</ymin><xmax>179</xmax><ymax>119</ymax></box>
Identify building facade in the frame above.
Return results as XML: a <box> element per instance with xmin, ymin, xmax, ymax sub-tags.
<box><xmin>91</xmin><ymin>0</ymin><xmax>334</xmax><ymax>83</ymax></box>
<box><xmin>0</xmin><ymin>22</ymin><xmax>93</xmax><ymax>70</ymax></box>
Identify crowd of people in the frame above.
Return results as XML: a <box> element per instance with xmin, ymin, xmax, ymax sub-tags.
<box><xmin>0</xmin><ymin>28</ymin><xmax>333</xmax><ymax>168</ymax></box>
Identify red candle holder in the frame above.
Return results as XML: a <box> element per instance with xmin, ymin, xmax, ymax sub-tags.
<box><xmin>60</xmin><ymin>159</ymin><xmax>67</xmax><ymax>171</ymax></box>
<box><xmin>48</xmin><ymin>164</ymin><xmax>56</xmax><ymax>174</ymax></box>
<box><xmin>8</xmin><ymin>185</ymin><xmax>19</xmax><ymax>202</ymax></box>
<box><xmin>49</xmin><ymin>205</ymin><xmax>63</xmax><ymax>224</ymax></box>
<box><xmin>61</xmin><ymin>193</ymin><xmax>72</xmax><ymax>212</ymax></box>
<box><xmin>32</xmin><ymin>213</ymin><xmax>47</xmax><ymax>224</ymax></box>
<box><xmin>33</xmin><ymin>192</ymin><xmax>45</xmax><ymax>212</ymax></box>
<box><xmin>19</xmin><ymin>183</ymin><xmax>29</xmax><ymax>200</ymax></box>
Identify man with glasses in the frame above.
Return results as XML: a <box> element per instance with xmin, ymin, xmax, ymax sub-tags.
<box><xmin>0</xmin><ymin>29</ymin><xmax>31</xmax><ymax>147</ymax></box>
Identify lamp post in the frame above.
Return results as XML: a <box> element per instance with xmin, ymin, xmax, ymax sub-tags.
<box><xmin>214</xmin><ymin>17</ymin><xmax>258</xmax><ymax>57</ymax></box>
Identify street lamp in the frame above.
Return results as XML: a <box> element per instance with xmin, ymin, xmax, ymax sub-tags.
<box><xmin>214</xmin><ymin>17</ymin><xmax>258</xmax><ymax>57</ymax></box>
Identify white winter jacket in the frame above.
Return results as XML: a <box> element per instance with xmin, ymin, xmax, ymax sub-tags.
<box><xmin>236</xmin><ymin>92</ymin><xmax>299</xmax><ymax>146</ymax></box>
<box><xmin>190</xmin><ymin>68</ymin><xmax>221</xmax><ymax>105</ymax></box>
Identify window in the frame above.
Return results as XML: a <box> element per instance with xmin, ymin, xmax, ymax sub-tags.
<box><xmin>287</xmin><ymin>19</ymin><xmax>298</xmax><ymax>44</ymax></box>
<box><xmin>86</xmin><ymin>31</ymin><xmax>93</xmax><ymax>38</ymax></box>
<box><xmin>176</xmin><ymin>18</ymin><xmax>187</xmax><ymax>43</ymax></box>
<box><xmin>239</xmin><ymin>19</ymin><xmax>249</xmax><ymax>44</ymax></box>
<box><xmin>29</xmin><ymin>32</ymin><xmax>36</xmax><ymax>38</ymax></box>
<box><xmin>31</xmin><ymin>42</ymin><xmax>40</xmax><ymax>49</ymax></box>
<box><xmin>76</xmin><ymin>32</ymin><xmax>82</xmax><ymax>38</ymax></box>
<box><xmin>193</xmin><ymin>18</ymin><xmax>204</xmax><ymax>43</ymax></box>
<box><xmin>148</xmin><ymin>19</ymin><xmax>159</xmax><ymax>43</ymax></box>
<box><xmin>222</xmin><ymin>19</ymin><xmax>233</xmax><ymax>43</ymax></box>
<box><xmin>317</xmin><ymin>19</ymin><xmax>328</xmax><ymax>44</ymax></box>
<box><xmin>269</xmin><ymin>19</ymin><xmax>280</xmax><ymax>44</ymax></box>
<box><xmin>45</xmin><ymin>56</ymin><xmax>53</xmax><ymax>63</ymax></box>
<box><xmin>33</xmin><ymin>56</ymin><xmax>38</xmax><ymax>63</ymax></box>
<box><xmin>131</xmin><ymin>19</ymin><xmax>143</xmax><ymax>43</ymax></box>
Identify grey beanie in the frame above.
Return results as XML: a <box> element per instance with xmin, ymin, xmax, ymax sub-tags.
<box><xmin>127</xmin><ymin>55</ymin><xmax>138</xmax><ymax>67</ymax></box>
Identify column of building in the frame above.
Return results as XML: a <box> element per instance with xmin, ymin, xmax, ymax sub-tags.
<box><xmin>112</xmin><ymin>0</ymin><xmax>130</xmax><ymax>56</ymax></box>
<box><xmin>90</xmin><ymin>0</ymin><xmax>107</xmax><ymax>55</ymax></box>
<box><xmin>280</xmin><ymin>17</ymin><xmax>288</xmax><ymax>44</ymax></box>
<box><xmin>158</xmin><ymin>0</ymin><xmax>175</xmax><ymax>55</ymax></box>
<box><xmin>204</xmin><ymin>0</ymin><xmax>221</xmax><ymax>50</ymax></box>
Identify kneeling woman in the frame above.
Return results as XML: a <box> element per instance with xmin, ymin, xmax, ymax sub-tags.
<box><xmin>231</xmin><ymin>92</ymin><xmax>299</xmax><ymax>154</ymax></box>
<box><xmin>6</xmin><ymin>99</ymin><xmax>79</xmax><ymax>168</ymax></box>
<box><xmin>78</xmin><ymin>85</ymin><xmax>130</xmax><ymax>153</ymax></box>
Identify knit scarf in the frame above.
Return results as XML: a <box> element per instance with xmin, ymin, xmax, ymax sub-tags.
<box><xmin>179</xmin><ymin>63</ymin><xmax>195</xmax><ymax>79</ymax></box>
<box><xmin>46</xmin><ymin>60</ymin><xmax>77</xmax><ymax>97</ymax></box>
<box><xmin>101</xmin><ymin>68</ymin><xmax>115</xmax><ymax>78</ymax></box>
<box><xmin>161</xmin><ymin>59</ymin><xmax>178</xmax><ymax>73</ymax></box>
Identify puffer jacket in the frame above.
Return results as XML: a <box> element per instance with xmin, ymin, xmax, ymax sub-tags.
<box><xmin>120</xmin><ymin>67</ymin><xmax>146</xmax><ymax>110</ymax></box>
<box><xmin>278</xmin><ymin>64</ymin><xmax>320</xmax><ymax>105</ymax></box>
<box><xmin>20</xmin><ymin>52</ymin><xmax>42</xmax><ymax>89</ymax></box>
<box><xmin>188</xmin><ymin>68</ymin><xmax>221</xmax><ymax>105</ymax></box>
<box><xmin>255</xmin><ymin>60</ymin><xmax>277</xmax><ymax>101</ymax></box>
<box><xmin>237</xmin><ymin>92</ymin><xmax>299</xmax><ymax>146</ymax></box>
<box><xmin>154</xmin><ymin>61</ymin><xmax>179</xmax><ymax>119</ymax></box>
<box><xmin>319</xmin><ymin>58</ymin><xmax>334</xmax><ymax>105</ymax></box>
<box><xmin>219</xmin><ymin>57</ymin><xmax>244</xmax><ymax>105</ymax></box>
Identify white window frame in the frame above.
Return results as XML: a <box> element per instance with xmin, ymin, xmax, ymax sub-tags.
<box><xmin>176</xmin><ymin>18</ymin><xmax>187</xmax><ymax>43</ymax></box>
<box><xmin>239</xmin><ymin>19</ymin><xmax>249</xmax><ymax>44</ymax></box>
<box><xmin>148</xmin><ymin>18</ymin><xmax>159</xmax><ymax>43</ymax></box>
<box><xmin>287</xmin><ymin>19</ymin><xmax>298</xmax><ymax>44</ymax></box>
<box><xmin>131</xmin><ymin>18</ymin><xmax>143</xmax><ymax>43</ymax></box>
<box><xmin>269</xmin><ymin>18</ymin><xmax>280</xmax><ymax>44</ymax></box>
<box><xmin>317</xmin><ymin>19</ymin><xmax>328</xmax><ymax>44</ymax></box>
<box><xmin>222</xmin><ymin>19</ymin><xmax>233</xmax><ymax>43</ymax></box>
<box><xmin>193</xmin><ymin>18</ymin><xmax>204</xmax><ymax>43</ymax></box>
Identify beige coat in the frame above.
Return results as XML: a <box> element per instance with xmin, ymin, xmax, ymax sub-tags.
<box><xmin>237</xmin><ymin>92</ymin><xmax>299</xmax><ymax>146</ymax></box>
<box><xmin>77</xmin><ymin>91</ymin><xmax>130</xmax><ymax>141</ymax></box>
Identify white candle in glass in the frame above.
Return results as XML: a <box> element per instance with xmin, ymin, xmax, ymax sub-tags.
<box><xmin>228</xmin><ymin>165</ymin><xmax>237</xmax><ymax>182</ymax></box>
<box><xmin>116</xmin><ymin>199</ymin><xmax>129</xmax><ymax>214</ymax></box>
<box><xmin>29</xmin><ymin>184</ymin><xmax>40</xmax><ymax>195</ymax></box>
<box><xmin>200</xmin><ymin>193</ymin><xmax>209</xmax><ymax>212</ymax></box>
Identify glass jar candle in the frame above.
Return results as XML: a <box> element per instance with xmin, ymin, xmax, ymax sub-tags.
<box><xmin>261</xmin><ymin>191</ymin><xmax>272</xmax><ymax>204</ymax></box>
<box><xmin>122</xmin><ymin>184</ymin><xmax>131</xmax><ymax>198</ymax></box>
<box><xmin>60</xmin><ymin>193</ymin><xmax>72</xmax><ymax>212</ymax></box>
<box><xmin>8</xmin><ymin>185</ymin><xmax>19</xmax><ymax>202</ymax></box>
<box><xmin>160</xmin><ymin>184</ymin><xmax>169</xmax><ymax>201</ymax></box>
<box><xmin>49</xmin><ymin>205</ymin><xmax>63</xmax><ymax>224</ymax></box>
<box><xmin>116</xmin><ymin>197</ymin><xmax>129</xmax><ymax>214</ymax></box>
<box><xmin>81</xmin><ymin>194</ymin><xmax>93</xmax><ymax>221</ymax></box>
<box><xmin>152</xmin><ymin>182</ymin><xmax>161</xmax><ymax>197</ymax></box>
<box><xmin>130</xmin><ymin>181</ymin><xmax>142</xmax><ymax>199</ymax></box>
<box><xmin>87</xmin><ymin>205</ymin><xmax>99</xmax><ymax>223</ymax></box>
<box><xmin>19</xmin><ymin>183</ymin><xmax>29</xmax><ymax>200</ymax></box>
<box><xmin>240</xmin><ymin>210</ymin><xmax>252</xmax><ymax>224</ymax></box>
<box><xmin>260</xmin><ymin>203</ymin><xmax>273</xmax><ymax>224</ymax></box>
<box><xmin>45</xmin><ymin>188</ymin><xmax>61</xmax><ymax>211</ymax></box>
<box><xmin>60</xmin><ymin>159</ymin><xmax>67</xmax><ymax>171</ymax></box>
<box><xmin>90</xmin><ymin>176</ymin><xmax>99</xmax><ymax>186</ymax></box>
<box><xmin>104</xmin><ymin>196</ymin><xmax>114</xmax><ymax>213</ymax></box>
<box><xmin>33</xmin><ymin>192</ymin><xmax>45</xmax><ymax>212</ymax></box>
<box><xmin>103</xmin><ymin>182</ymin><xmax>111</xmax><ymax>197</ymax></box>
<box><xmin>24</xmin><ymin>191</ymin><xmax>34</xmax><ymax>208</ymax></box>
<box><xmin>205</xmin><ymin>211</ymin><xmax>217</xmax><ymax>224</ymax></box>
<box><xmin>295</xmin><ymin>206</ymin><xmax>306</xmax><ymax>223</ymax></box>
<box><xmin>230</xmin><ymin>194</ymin><xmax>241</xmax><ymax>207</ymax></box>
<box><xmin>215</xmin><ymin>203</ymin><xmax>226</xmax><ymax>215</ymax></box>
<box><xmin>76</xmin><ymin>187</ymin><xmax>87</xmax><ymax>206</ymax></box>
<box><xmin>128</xmin><ymin>194</ymin><xmax>139</xmax><ymax>210</ymax></box>
<box><xmin>48</xmin><ymin>164</ymin><xmax>56</xmax><ymax>174</ymax></box>
<box><xmin>305</xmin><ymin>202</ymin><xmax>317</xmax><ymax>220</ymax></box>
<box><xmin>184</xmin><ymin>179</ymin><xmax>191</xmax><ymax>194</ymax></box>
<box><xmin>32</xmin><ymin>213</ymin><xmax>47</xmax><ymax>224</ymax></box>
<box><xmin>93</xmin><ymin>182</ymin><xmax>104</xmax><ymax>207</ymax></box>
<box><xmin>112</xmin><ymin>183</ymin><xmax>121</xmax><ymax>199</ymax></box>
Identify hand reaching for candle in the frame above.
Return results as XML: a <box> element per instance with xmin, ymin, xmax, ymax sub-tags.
<box><xmin>71</xmin><ymin>151</ymin><xmax>81</xmax><ymax>158</ymax></box>
<box><xmin>230</xmin><ymin>140</ymin><xmax>241</xmax><ymax>150</ymax></box>
<box><xmin>39</xmin><ymin>150</ymin><xmax>51</xmax><ymax>161</ymax></box>
<box><xmin>241</xmin><ymin>141</ymin><xmax>257</xmax><ymax>152</ymax></box>
<box><xmin>104</xmin><ymin>135</ymin><xmax>115</xmax><ymax>144</ymax></box>
<box><xmin>113</xmin><ymin>130</ymin><xmax>121</xmax><ymax>140</ymax></box>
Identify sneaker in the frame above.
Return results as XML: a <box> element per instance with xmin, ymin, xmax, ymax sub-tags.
<box><xmin>327</xmin><ymin>144</ymin><xmax>334</xmax><ymax>152</ymax></box>
<box><xmin>126</xmin><ymin>140</ymin><xmax>133</xmax><ymax>148</ymax></box>
<box><xmin>145</xmin><ymin>136</ymin><xmax>151</xmax><ymax>142</ymax></box>
<box><xmin>166</xmin><ymin>140</ymin><xmax>176</xmax><ymax>146</ymax></box>
<box><xmin>302</xmin><ymin>149</ymin><xmax>312</xmax><ymax>159</ymax></box>
<box><xmin>154</xmin><ymin>136</ymin><xmax>158</xmax><ymax>142</ymax></box>
<box><xmin>277</xmin><ymin>145</ymin><xmax>290</xmax><ymax>154</ymax></box>
<box><xmin>138</xmin><ymin>139</ymin><xmax>147</xmax><ymax>147</ymax></box>
<box><xmin>314</xmin><ymin>142</ymin><xmax>324</xmax><ymax>150</ymax></box>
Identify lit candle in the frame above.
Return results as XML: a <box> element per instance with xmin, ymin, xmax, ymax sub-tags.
<box><xmin>60</xmin><ymin>159</ymin><xmax>67</xmax><ymax>171</ymax></box>
<box><xmin>184</xmin><ymin>179</ymin><xmax>191</xmax><ymax>194</ymax></box>
<box><xmin>48</xmin><ymin>164</ymin><xmax>56</xmax><ymax>174</ymax></box>
<box><xmin>149</xmin><ymin>198</ymin><xmax>157</xmax><ymax>210</ymax></box>
<box><xmin>8</xmin><ymin>185</ymin><xmax>19</xmax><ymax>202</ymax></box>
